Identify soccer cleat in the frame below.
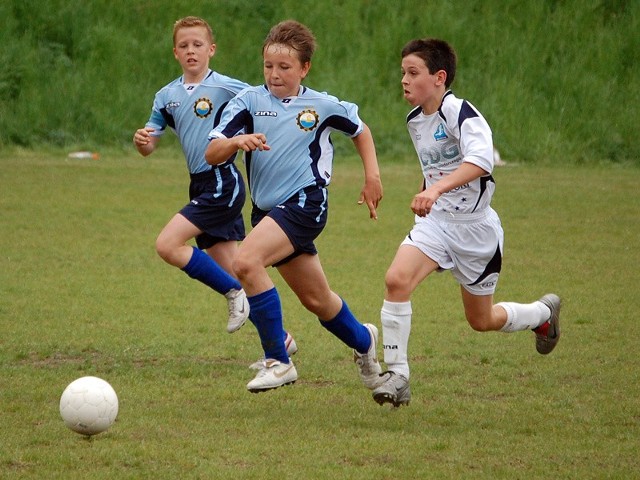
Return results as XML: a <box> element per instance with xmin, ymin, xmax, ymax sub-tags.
<box><xmin>225</xmin><ymin>288</ymin><xmax>249</xmax><ymax>333</ymax></box>
<box><xmin>354</xmin><ymin>323</ymin><xmax>384</xmax><ymax>389</ymax></box>
<box><xmin>246</xmin><ymin>359</ymin><xmax>297</xmax><ymax>393</ymax></box>
<box><xmin>372</xmin><ymin>371</ymin><xmax>411</xmax><ymax>407</ymax></box>
<box><xmin>534</xmin><ymin>294</ymin><xmax>561</xmax><ymax>355</ymax></box>
<box><xmin>249</xmin><ymin>332</ymin><xmax>298</xmax><ymax>370</ymax></box>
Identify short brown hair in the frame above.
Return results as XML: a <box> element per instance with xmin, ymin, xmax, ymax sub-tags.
<box><xmin>173</xmin><ymin>16</ymin><xmax>214</xmax><ymax>45</ymax></box>
<box><xmin>402</xmin><ymin>38</ymin><xmax>457</xmax><ymax>88</ymax></box>
<box><xmin>263</xmin><ymin>20</ymin><xmax>316</xmax><ymax>64</ymax></box>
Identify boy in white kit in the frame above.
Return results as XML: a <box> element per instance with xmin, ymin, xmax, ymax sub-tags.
<box><xmin>372</xmin><ymin>38</ymin><xmax>561</xmax><ymax>407</ymax></box>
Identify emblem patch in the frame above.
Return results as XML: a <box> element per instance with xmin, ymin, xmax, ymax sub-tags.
<box><xmin>433</xmin><ymin>123</ymin><xmax>448</xmax><ymax>141</ymax></box>
<box><xmin>296</xmin><ymin>109</ymin><xmax>319</xmax><ymax>131</ymax></box>
<box><xmin>194</xmin><ymin>98</ymin><xmax>213</xmax><ymax>118</ymax></box>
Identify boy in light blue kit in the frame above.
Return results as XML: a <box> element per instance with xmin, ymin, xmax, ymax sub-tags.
<box><xmin>205</xmin><ymin>20</ymin><xmax>384</xmax><ymax>393</ymax></box>
<box><xmin>133</xmin><ymin>17</ymin><xmax>297</xmax><ymax>359</ymax></box>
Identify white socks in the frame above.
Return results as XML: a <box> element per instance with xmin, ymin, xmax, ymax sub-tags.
<box><xmin>380</xmin><ymin>300</ymin><xmax>412</xmax><ymax>379</ymax></box>
<box><xmin>380</xmin><ymin>299</ymin><xmax>552</xmax><ymax>378</ymax></box>
<box><xmin>496</xmin><ymin>301</ymin><xmax>551</xmax><ymax>333</ymax></box>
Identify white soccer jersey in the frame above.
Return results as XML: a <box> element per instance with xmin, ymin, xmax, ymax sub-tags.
<box><xmin>146</xmin><ymin>70</ymin><xmax>249</xmax><ymax>174</ymax></box>
<box><xmin>407</xmin><ymin>90</ymin><xmax>495</xmax><ymax>214</ymax></box>
<box><xmin>208</xmin><ymin>85</ymin><xmax>364</xmax><ymax>210</ymax></box>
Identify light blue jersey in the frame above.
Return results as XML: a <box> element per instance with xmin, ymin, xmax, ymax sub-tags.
<box><xmin>146</xmin><ymin>70</ymin><xmax>249</xmax><ymax>174</ymax></box>
<box><xmin>208</xmin><ymin>85</ymin><xmax>364</xmax><ymax>210</ymax></box>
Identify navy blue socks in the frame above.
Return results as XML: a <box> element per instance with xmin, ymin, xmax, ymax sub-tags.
<box><xmin>319</xmin><ymin>299</ymin><xmax>371</xmax><ymax>353</ymax></box>
<box><xmin>182</xmin><ymin>246</ymin><xmax>241</xmax><ymax>294</ymax></box>
<box><xmin>246</xmin><ymin>288</ymin><xmax>289</xmax><ymax>363</ymax></box>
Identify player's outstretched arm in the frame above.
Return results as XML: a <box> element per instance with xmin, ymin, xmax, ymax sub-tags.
<box><xmin>352</xmin><ymin>123</ymin><xmax>382</xmax><ymax>220</ymax></box>
<box><xmin>205</xmin><ymin>134</ymin><xmax>270</xmax><ymax>165</ymax></box>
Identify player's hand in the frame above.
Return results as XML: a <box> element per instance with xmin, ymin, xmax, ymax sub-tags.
<box><xmin>411</xmin><ymin>187</ymin><xmax>440</xmax><ymax>217</ymax></box>
<box><xmin>358</xmin><ymin>177</ymin><xmax>383</xmax><ymax>220</ymax></box>
<box><xmin>235</xmin><ymin>134</ymin><xmax>270</xmax><ymax>152</ymax></box>
<box><xmin>133</xmin><ymin>127</ymin><xmax>155</xmax><ymax>147</ymax></box>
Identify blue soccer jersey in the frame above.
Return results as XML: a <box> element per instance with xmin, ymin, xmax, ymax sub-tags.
<box><xmin>146</xmin><ymin>69</ymin><xmax>249</xmax><ymax>174</ymax></box>
<box><xmin>208</xmin><ymin>85</ymin><xmax>364</xmax><ymax>210</ymax></box>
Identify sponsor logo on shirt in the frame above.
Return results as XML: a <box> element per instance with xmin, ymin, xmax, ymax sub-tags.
<box><xmin>194</xmin><ymin>98</ymin><xmax>213</xmax><ymax>118</ymax></box>
<box><xmin>254</xmin><ymin>111</ymin><xmax>278</xmax><ymax>117</ymax></box>
<box><xmin>296</xmin><ymin>109</ymin><xmax>319</xmax><ymax>132</ymax></box>
<box><xmin>434</xmin><ymin>123</ymin><xmax>448</xmax><ymax>140</ymax></box>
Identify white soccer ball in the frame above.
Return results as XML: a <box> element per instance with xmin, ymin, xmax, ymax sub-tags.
<box><xmin>59</xmin><ymin>376</ymin><xmax>119</xmax><ymax>436</ymax></box>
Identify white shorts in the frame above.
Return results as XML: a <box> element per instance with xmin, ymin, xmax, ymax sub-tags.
<box><xmin>401</xmin><ymin>208</ymin><xmax>504</xmax><ymax>295</ymax></box>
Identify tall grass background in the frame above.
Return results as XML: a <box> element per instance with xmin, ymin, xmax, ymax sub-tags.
<box><xmin>0</xmin><ymin>0</ymin><xmax>638</xmax><ymax>164</ymax></box>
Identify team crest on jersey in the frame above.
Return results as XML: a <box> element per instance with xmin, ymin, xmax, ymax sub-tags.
<box><xmin>296</xmin><ymin>109</ymin><xmax>319</xmax><ymax>132</ymax></box>
<box><xmin>194</xmin><ymin>98</ymin><xmax>213</xmax><ymax>118</ymax></box>
<box><xmin>434</xmin><ymin>123</ymin><xmax>448</xmax><ymax>141</ymax></box>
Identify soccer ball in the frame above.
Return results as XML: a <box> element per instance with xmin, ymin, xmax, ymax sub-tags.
<box><xmin>59</xmin><ymin>376</ymin><xmax>119</xmax><ymax>436</ymax></box>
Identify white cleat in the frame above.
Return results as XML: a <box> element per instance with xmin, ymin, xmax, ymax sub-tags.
<box><xmin>354</xmin><ymin>323</ymin><xmax>384</xmax><ymax>390</ymax></box>
<box><xmin>249</xmin><ymin>332</ymin><xmax>298</xmax><ymax>370</ymax></box>
<box><xmin>246</xmin><ymin>359</ymin><xmax>298</xmax><ymax>393</ymax></box>
<box><xmin>225</xmin><ymin>288</ymin><xmax>249</xmax><ymax>333</ymax></box>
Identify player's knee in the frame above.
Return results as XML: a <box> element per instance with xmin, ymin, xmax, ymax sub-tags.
<box><xmin>385</xmin><ymin>268</ymin><xmax>409</xmax><ymax>297</ymax></box>
<box><xmin>466</xmin><ymin>314</ymin><xmax>494</xmax><ymax>332</ymax></box>
<box><xmin>155</xmin><ymin>236</ymin><xmax>172</xmax><ymax>263</ymax></box>
<box><xmin>231</xmin><ymin>254</ymin><xmax>253</xmax><ymax>281</ymax></box>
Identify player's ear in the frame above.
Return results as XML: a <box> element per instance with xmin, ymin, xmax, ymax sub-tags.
<box><xmin>209</xmin><ymin>43</ymin><xmax>216</xmax><ymax>58</ymax></box>
<box><xmin>301</xmin><ymin>61</ymin><xmax>311</xmax><ymax>79</ymax></box>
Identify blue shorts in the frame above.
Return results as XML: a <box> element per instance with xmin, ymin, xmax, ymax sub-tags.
<box><xmin>179</xmin><ymin>165</ymin><xmax>246</xmax><ymax>250</ymax></box>
<box><xmin>251</xmin><ymin>186</ymin><xmax>328</xmax><ymax>266</ymax></box>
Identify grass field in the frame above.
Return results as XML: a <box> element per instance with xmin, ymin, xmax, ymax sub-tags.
<box><xmin>1</xmin><ymin>150</ymin><xmax>639</xmax><ymax>479</ymax></box>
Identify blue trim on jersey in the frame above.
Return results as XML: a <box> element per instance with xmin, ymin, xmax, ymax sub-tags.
<box><xmin>458</xmin><ymin>100</ymin><xmax>479</xmax><ymax>130</ymax></box>
<box><xmin>146</xmin><ymin>69</ymin><xmax>249</xmax><ymax>174</ymax></box>
<box><xmin>471</xmin><ymin>175</ymin><xmax>496</xmax><ymax>212</ymax></box>
<box><xmin>437</xmin><ymin>90</ymin><xmax>454</xmax><ymax>123</ymax></box>
<box><xmin>159</xmin><ymin>108</ymin><xmax>175</xmax><ymax>130</ymax></box>
<box><xmin>407</xmin><ymin>105</ymin><xmax>421</xmax><ymax>123</ymax></box>
<box><xmin>210</xmin><ymin>84</ymin><xmax>363</xmax><ymax>210</ymax></box>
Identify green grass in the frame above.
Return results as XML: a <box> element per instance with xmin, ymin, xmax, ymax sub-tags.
<box><xmin>1</xmin><ymin>150</ymin><xmax>639</xmax><ymax>479</ymax></box>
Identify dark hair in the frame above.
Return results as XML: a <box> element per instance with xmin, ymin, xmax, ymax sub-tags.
<box><xmin>263</xmin><ymin>20</ymin><xmax>316</xmax><ymax>64</ymax></box>
<box><xmin>401</xmin><ymin>38</ymin><xmax>457</xmax><ymax>88</ymax></box>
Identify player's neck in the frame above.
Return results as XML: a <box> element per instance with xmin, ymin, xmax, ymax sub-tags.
<box><xmin>183</xmin><ymin>68</ymin><xmax>210</xmax><ymax>85</ymax></box>
<box><xmin>421</xmin><ymin>89</ymin><xmax>448</xmax><ymax>115</ymax></box>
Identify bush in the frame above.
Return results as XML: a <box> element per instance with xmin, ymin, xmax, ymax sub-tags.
<box><xmin>0</xmin><ymin>0</ymin><xmax>638</xmax><ymax>164</ymax></box>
